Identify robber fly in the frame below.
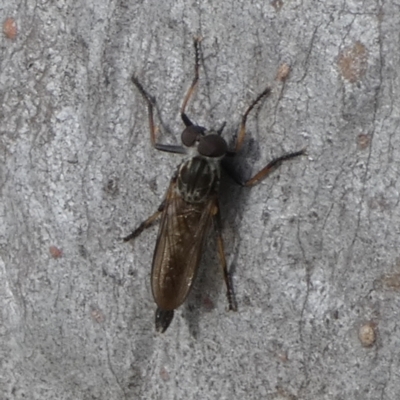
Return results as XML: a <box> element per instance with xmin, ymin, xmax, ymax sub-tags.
<box><xmin>124</xmin><ymin>38</ymin><xmax>305</xmax><ymax>333</ymax></box>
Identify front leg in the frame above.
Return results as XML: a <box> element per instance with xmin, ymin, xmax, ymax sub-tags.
<box><xmin>131</xmin><ymin>76</ymin><xmax>186</xmax><ymax>155</ymax></box>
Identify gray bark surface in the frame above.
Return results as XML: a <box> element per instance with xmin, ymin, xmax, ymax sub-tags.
<box><xmin>1</xmin><ymin>1</ymin><xmax>400</xmax><ymax>399</ymax></box>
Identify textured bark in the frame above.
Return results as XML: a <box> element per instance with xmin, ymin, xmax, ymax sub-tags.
<box><xmin>1</xmin><ymin>1</ymin><xmax>400</xmax><ymax>399</ymax></box>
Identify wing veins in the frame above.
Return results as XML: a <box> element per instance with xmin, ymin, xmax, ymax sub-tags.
<box><xmin>152</xmin><ymin>180</ymin><xmax>215</xmax><ymax>309</ymax></box>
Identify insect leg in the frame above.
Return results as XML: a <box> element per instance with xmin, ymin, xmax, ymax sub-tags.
<box><xmin>122</xmin><ymin>201</ymin><xmax>165</xmax><ymax>242</ymax></box>
<box><xmin>213</xmin><ymin>199</ymin><xmax>238</xmax><ymax>311</ymax></box>
<box><xmin>131</xmin><ymin>75</ymin><xmax>186</xmax><ymax>155</ymax></box>
<box><xmin>235</xmin><ymin>87</ymin><xmax>272</xmax><ymax>152</ymax></box>
<box><xmin>180</xmin><ymin>37</ymin><xmax>201</xmax><ymax>118</ymax></box>
<box><xmin>222</xmin><ymin>148</ymin><xmax>305</xmax><ymax>186</ymax></box>
<box><xmin>131</xmin><ymin>75</ymin><xmax>158</xmax><ymax>147</ymax></box>
<box><xmin>243</xmin><ymin>149</ymin><xmax>306</xmax><ymax>187</ymax></box>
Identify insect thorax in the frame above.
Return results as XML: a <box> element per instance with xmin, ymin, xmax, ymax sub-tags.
<box><xmin>177</xmin><ymin>156</ymin><xmax>220</xmax><ymax>203</ymax></box>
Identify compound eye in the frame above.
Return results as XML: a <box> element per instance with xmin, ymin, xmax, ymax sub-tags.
<box><xmin>198</xmin><ymin>134</ymin><xmax>228</xmax><ymax>157</ymax></box>
<box><xmin>181</xmin><ymin>126</ymin><xmax>205</xmax><ymax>147</ymax></box>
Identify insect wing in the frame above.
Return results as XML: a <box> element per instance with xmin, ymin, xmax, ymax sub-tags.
<box><xmin>151</xmin><ymin>179</ymin><xmax>215</xmax><ymax>310</ymax></box>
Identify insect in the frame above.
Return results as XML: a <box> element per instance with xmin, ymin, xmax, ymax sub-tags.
<box><xmin>124</xmin><ymin>38</ymin><xmax>305</xmax><ymax>333</ymax></box>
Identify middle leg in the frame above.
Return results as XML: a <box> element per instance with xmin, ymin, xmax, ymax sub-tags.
<box><xmin>123</xmin><ymin>200</ymin><xmax>165</xmax><ymax>242</ymax></box>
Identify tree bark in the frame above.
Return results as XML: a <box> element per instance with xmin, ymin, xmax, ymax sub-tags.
<box><xmin>1</xmin><ymin>1</ymin><xmax>399</xmax><ymax>399</ymax></box>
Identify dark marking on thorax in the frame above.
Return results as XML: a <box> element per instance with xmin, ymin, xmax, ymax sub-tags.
<box><xmin>177</xmin><ymin>156</ymin><xmax>220</xmax><ymax>203</ymax></box>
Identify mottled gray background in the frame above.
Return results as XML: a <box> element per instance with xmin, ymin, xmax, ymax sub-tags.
<box><xmin>2</xmin><ymin>0</ymin><xmax>400</xmax><ymax>399</ymax></box>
